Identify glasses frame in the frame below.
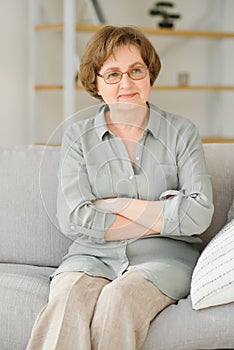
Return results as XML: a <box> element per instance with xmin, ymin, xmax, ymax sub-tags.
<box><xmin>97</xmin><ymin>66</ymin><xmax>148</xmax><ymax>85</ymax></box>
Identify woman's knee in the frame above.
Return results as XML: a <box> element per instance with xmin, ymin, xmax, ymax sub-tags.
<box><xmin>96</xmin><ymin>272</ymin><xmax>138</xmax><ymax>310</ymax></box>
<box><xmin>100</xmin><ymin>281</ymin><xmax>126</xmax><ymax>304</ymax></box>
<box><xmin>49</xmin><ymin>272</ymin><xmax>86</xmax><ymax>303</ymax></box>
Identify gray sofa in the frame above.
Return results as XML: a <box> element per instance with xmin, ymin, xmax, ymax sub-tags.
<box><xmin>0</xmin><ymin>143</ymin><xmax>234</xmax><ymax>350</ymax></box>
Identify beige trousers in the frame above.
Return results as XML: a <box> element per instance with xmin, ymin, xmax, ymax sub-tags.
<box><xmin>26</xmin><ymin>270</ymin><xmax>174</xmax><ymax>350</ymax></box>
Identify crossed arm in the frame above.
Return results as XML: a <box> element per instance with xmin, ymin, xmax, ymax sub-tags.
<box><xmin>93</xmin><ymin>198</ymin><xmax>163</xmax><ymax>241</ymax></box>
<box><xmin>58</xmin><ymin>121</ymin><xmax>214</xmax><ymax>243</ymax></box>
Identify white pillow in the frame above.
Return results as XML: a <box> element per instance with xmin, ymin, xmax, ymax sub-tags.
<box><xmin>191</xmin><ymin>219</ymin><xmax>234</xmax><ymax>310</ymax></box>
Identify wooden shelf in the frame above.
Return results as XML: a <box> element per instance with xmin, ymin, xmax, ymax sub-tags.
<box><xmin>140</xmin><ymin>27</ymin><xmax>234</xmax><ymax>39</ymax></box>
<box><xmin>34</xmin><ymin>23</ymin><xmax>63</xmax><ymax>31</ymax></box>
<box><xmin>35</xmin><ymin>85</ymin><xmax>63</xmax><ymax>91</ymax></box>
<box><xmin>34</xmin><ymin>84</ymin><xmax>234</xmax><ymax>91</ymax></box>
<box><xmin>34</xmin><ymin>23</ymin><xmax>234</xmax><ymax>39</ymax></box>
<box><xmin>202</xmin><ymin>137</ymin><xmax>234</xmax><ymax>143</ymax></box>
<box><xmin>151</xmin><ymin>85</ymin><xmax>234</xmax><ymax>91</ymax></box>
<box><xmin>76</xmin><ymin>24</ymin><xmax>234</xmax><ymax>39</ymax></box>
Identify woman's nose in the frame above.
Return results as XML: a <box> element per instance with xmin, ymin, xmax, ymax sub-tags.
<box><xmin>119</xmin><ymin>72</ymin><xmax>133</xmax><ymax>86</ymax></box>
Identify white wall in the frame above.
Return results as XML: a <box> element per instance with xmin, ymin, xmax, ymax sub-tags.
<box><xmin>0</xmin><ymin>0</ymin><xmax>233</xmax><ymax>144</ymax></box>
<box><xmin>0</xmin><ymin>0</ymin><xmax>29</xmax><ymax>144</ymax></box>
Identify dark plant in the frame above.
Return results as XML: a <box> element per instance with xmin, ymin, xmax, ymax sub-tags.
<box><xmin>149</xmin><ymin>1</ymin><xmax>181</xmax><ymax>28</ymax></box>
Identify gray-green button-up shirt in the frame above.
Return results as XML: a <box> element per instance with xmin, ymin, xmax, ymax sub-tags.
<box><xmin>55</xmin><ymin>103</ymin><xmax>214</xmax><ymax>300</ymax></box>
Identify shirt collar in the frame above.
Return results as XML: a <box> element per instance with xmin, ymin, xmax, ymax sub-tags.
<box><xmin>146</xmin><ymin>103</ymin><xmax>163</xmax><ymax>139</ymax></box>
<box><xmin>94</xmin><ymin>103</ymin><xmax>163</xmax><ymax>141</ymax></box>
<box><xmin>94</xmin><ymin>104</ymin><xmax>110</xmax><ymax>140</ymax></box>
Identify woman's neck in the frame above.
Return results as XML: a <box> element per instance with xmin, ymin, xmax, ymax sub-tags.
<box><xmin>105</xmin><ymin>103</ymin><xmax>149</xmax><ymax>135</ymax></box>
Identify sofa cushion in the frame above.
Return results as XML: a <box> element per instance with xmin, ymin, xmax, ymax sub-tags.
<box><xmin>191</xmin><ymin>218</ymin><xmax>234</xmax><ymax>310</ymax></box>
<box><xmin>0</xmin><ymin>263</ymin><xmax>54</xmax><ymax>349</ymax></box>
<box><xmin>0</xmin><ymin>146</ymin><xmax>71</xmax><ymax>267</ymax></box>
<box><xmin>142</xmin><ymin>295</ymin><xmax>234</xmax><ymax>350</ymax></box>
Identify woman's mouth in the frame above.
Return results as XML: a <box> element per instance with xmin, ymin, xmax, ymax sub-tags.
<box><xmin>118</xmin><ymin>93</ymin><xmax>137</xmax><ymax>100</ymax></box>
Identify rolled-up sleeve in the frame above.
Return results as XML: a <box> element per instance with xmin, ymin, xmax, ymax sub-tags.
<box><xmin>160</xmin><ymin>122</ymin><xmax>214</xmax><ymax>237</ymax></box>
<box><xmin>56</xmin><ymin>125</ymin><xmax>116</xmax><ymax>241</ymax></box>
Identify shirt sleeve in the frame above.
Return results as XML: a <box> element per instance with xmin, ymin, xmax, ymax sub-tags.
<box><xmin>160</xmin><ymin>121</ymin><xmax>214</xmax><ymax>237</ymax></box>
<box><xmin>56</xmin><ymin>124</ymin><xmax>116</xmax><ymax>241</ymax></box>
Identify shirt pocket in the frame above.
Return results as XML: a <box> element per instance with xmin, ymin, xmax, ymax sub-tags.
<box><xmin>145</xmin><ymin>164</ymin><xmax>178</xmax><ymax>199</ymax></box>
<box><xmin>87</xmin><ymin>158</ymin><xmax>134</xmax><ymax>199</ymax></box>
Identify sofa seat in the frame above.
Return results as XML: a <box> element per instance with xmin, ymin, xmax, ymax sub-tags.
<box><xmin>142</xmin><ymin>296</ymin><xmax>234</xmax><ymax>350</ymax></box>
<box><xmin>0</xmin><ymin>264</ymin><xmax>54</xmax><ymax>350</ymax></box>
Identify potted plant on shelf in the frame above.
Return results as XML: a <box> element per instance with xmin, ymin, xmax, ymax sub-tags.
<box><xmin>149</xmin><ymin>1</ymin><xmax>181</xmax><ymax>28</ymax></box>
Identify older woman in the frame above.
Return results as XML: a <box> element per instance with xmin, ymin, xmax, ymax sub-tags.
<box><xmin>27</xmin><ymin>25</ymin><xmax>214</xmax><ymax>350</ymax></box>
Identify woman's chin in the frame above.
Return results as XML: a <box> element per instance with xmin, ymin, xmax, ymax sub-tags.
<box><xmin>110</xmin><ymin>101</ymin><xmax>147</xmax><ymax>112</ymax></box>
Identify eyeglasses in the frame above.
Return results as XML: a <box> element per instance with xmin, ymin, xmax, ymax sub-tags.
<box><xmin>97</xmin><ymin>66</ymin><xmax>148</xmax><ymax>84</ymax></box>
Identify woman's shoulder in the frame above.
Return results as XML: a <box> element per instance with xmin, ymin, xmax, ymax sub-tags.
<box><xmin>150</xmin><ymin>103</ymin><xmax>197</xmax><ymax>132</ymax></box>
<box><xmin>65</xmin><ymin>117</ymin><xmax>95</xmax><ymax>136</ymax></box>
<box><xmin>63</xmin><ymin>104</ymin><xmax>106</xmax><ymax>141</ymax></box>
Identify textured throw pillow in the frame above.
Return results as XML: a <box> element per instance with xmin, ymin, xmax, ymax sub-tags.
<box><xmin>191</xmin><ymin>218</ymin><xmax>234</xmax><ymax>310</ymax></box>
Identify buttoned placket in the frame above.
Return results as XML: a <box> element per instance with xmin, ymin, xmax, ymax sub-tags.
<box><xmin>129</xmin><ymin>131</ymin><xmax>148</xmax><ymax>199</ymax></box>
<box><xmin>101</xmin><ymin>129</ymin><xmax>149</xmax><ymax>275</ymax></box>
<box><xmin>106</xmin><ymin>131</ymin><xmax>148</xmax><ymax>276</ymax></box>
<box><xmin>120</xmin><ymin>132</ymin><xmax>148</xmax><ymax>274</ymax></box>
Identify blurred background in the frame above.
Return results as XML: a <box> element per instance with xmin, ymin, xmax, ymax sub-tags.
<box><xmin>0</xmin><ymin>0</ymin><xmax>234</xmax><ymax>145</ymax></box>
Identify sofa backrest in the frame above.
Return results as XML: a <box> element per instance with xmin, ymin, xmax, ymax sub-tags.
<box><xmin>0</xmin><ymin>145</ymin><xmax>71</xmax><ymax>267</ymax></box>
<box><xmin>0</xmin><ymin>144</ymin><xmax>233</xmax><ymax>267</ymax></box>
<box><xmin>201</xmin><ymin>143</ymin><xmax>234</xmax><ymax>247</ymax></box>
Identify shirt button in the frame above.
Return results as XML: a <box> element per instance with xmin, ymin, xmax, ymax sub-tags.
<box><xmin>129</xmin><ymin>175</ymin><xmax>133</xmax><ymax>180</ymax></box>
<box><xmin>135</xmin><ymin>156</ymin><xmax>140</xmax><ymax>161</ymax></box>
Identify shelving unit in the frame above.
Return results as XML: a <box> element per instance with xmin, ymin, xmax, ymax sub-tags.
<box><xmin>30</xmin><ymin>1</ymin><xmax>234</xmax><ymax>144</ymax></box>
<box><xmin>33</xmin><ymin>23</ymin><xmax>234</xmax><ymax>92</ymax></box>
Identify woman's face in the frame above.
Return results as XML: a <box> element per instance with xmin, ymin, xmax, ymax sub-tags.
<box><xmin>97</xmin><ymin>45</ymin><xmax>151</xmax><ymax>107</ymax></box>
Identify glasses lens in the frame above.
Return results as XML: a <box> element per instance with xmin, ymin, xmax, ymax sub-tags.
<box><xmin>101</xmin><ymin>66</ymin><xmax>147</xmax><ymax>84</ymax></box>
<box><xmin>104</xmin><ymin>71</ymin><xmax>122</xmax><ymax>84</ymax></box>
<box><xmin>129</xmin><ymin>67</ymin><xmax>147</xmax><ymax>80</ymax></box>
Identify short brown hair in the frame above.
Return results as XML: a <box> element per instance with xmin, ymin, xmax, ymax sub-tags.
<box><xmin>79</xmin><ymin>25</ymin><xmax>161</xmax><ymax>100</ymax></box>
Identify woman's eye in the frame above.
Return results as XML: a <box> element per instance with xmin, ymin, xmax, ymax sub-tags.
<box><xmin>132</xmin><ymin>68</ymin><xmax>141</xmax><ymax>73</ymax></box>
<box><xmin>106</xmin><ymin>72</ymin><xmax>120</xmax><ymax>79</ymax></box>
<box><xmin>131</xmin><ymin>68</ymin><xmax>143</xmax><ymax>74</ymax></box>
